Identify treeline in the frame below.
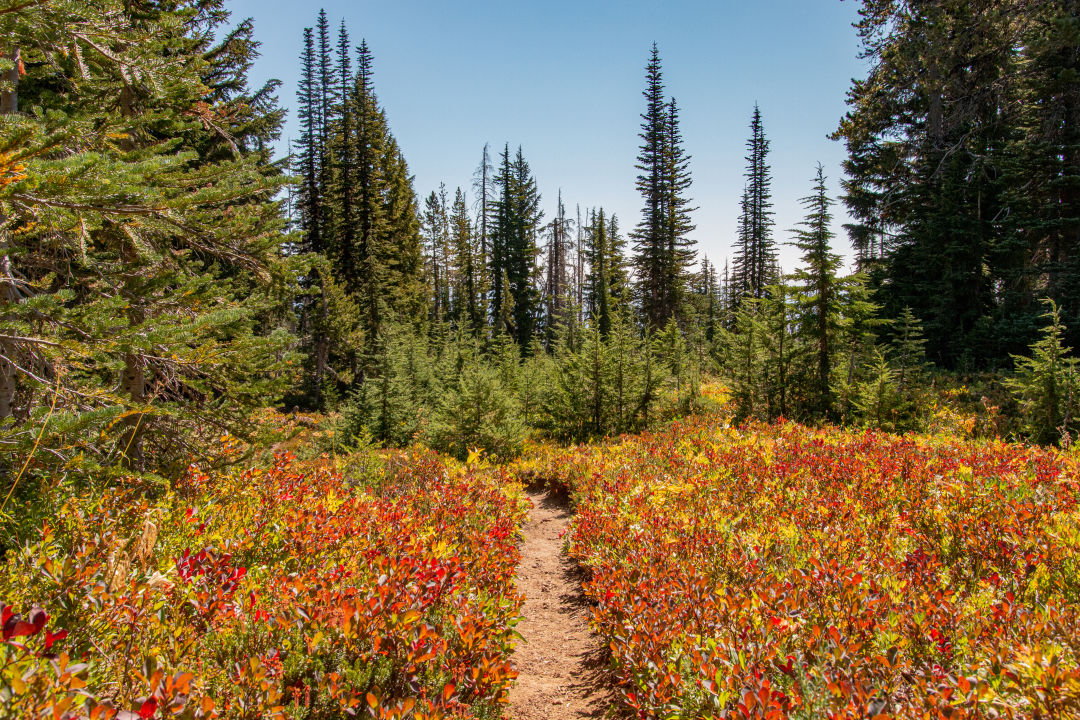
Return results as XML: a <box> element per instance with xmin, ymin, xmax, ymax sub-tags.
<box><xmin>284</xmin><ymin>25</ymin><xmax>716</xmax><ymax>457</ymax></box>
<box><xmin>280</xmin><ymin>12</ymin><xmax>900</xmax><ymax>448</ymax></box>
<box><xmin>836</xmin><ymin>0</ymin><xmax>1080</xmax><ymax>368</ymax></box>
<box><xmin>286</xmin><ymin>28</ymin><xmax>701</xmax><ymax>410</ymax></box>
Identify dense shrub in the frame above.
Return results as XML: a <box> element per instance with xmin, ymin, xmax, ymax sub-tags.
<box><xmin>531</xmin><ymin>417</ymin><xmax>1080</xmax><ymax>718</ymax></box>
<box><xmin>1</xmin><ymin>451</ymin><xmax>526</xmax><ymax>719</ymax></box>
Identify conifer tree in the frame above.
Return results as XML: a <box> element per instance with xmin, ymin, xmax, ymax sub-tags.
<box><xmin>450</xmin><ymin>188</ymin><xmax>481</xmax><ymax>331</ymax></box>
<box><xmin>1011</xmin><ymin>0</ymin><xmax>1080</xmax><ymax>349</ymax></box>
<box><xmin>662</xmin><ymin>97</ymin><xmax>698</xmax><ymax>317</ymax></box>
<box><xmin>731</xmin><ymin>105</ymin><xmax>776</xmax><ymax>304</ymax></box>
<box><xmin>292</xmin><ymin>19</ymin><xmax>426</xmax><ymax>397</ymax></box>
<box><xmin>789</xmin><ymin>165</ymin><xmax>843</xmax><ymax>417</ymax></box>
<box><xmin>836</xmin><ymin>1</ymin><xmax>1023</xmax><ymax>366</ymax></box>
<box><xmin>0</xmin><ymin>0</ymin><xmax>290</xmax><ymax>480</ymax></box>
<box><xmin>607</xmin><ymin>312</ymin><xmax>648</xmax><ymax>433</ymax></box>
<box><xmin>294</xmin><ymin>26</ymin><xmax>333</xmax><ymax>403</ymax></box>
<box><xmin>833</xmin><ymin>273</ymin><xmax>882</xmax><ymax>424</ymax></box>
<box><xmin>316</xmin><ymin>9</ymin><xmax>335</xmax><ymax>210</ymax></box>
<box><xmin>296</xmin><ymin>28</ymin><xmax>324</xmax><ymax>255</ymax></box>
<box><xmin>544</xmin><ymin>190</ymin><xmax>572</xmax><ymax>341</ymax></box>
<box><xmin>606</xmin><ymin>214</ymin><xmax>630</xmax><ymax>312</ymax></box>
<box><xmin>575</xmin><ymin>204</ymin><xmax>586</xmax><ymax>326</ymax></box>
<box><xmin>472</xmin><ymin>143</ymin><xmax>494</xmax><ymax>329</ymax></box>
<box><xmin>633</xmin><ymin>44</ymin><xmax>669</xmax><ymax>329</ymax></box>
<box><xmin>725</xmin><ymin>299</ymin><xmax>763</xmax><ymax>419</ymax></box>
<box><xmin>332</xmin><ymin>21</ymin><xmax>356</xmax><ymax>282</ymax></box>
<box><xmin>378</xmin><ymin>132</ymin><xmax>426</xmax><ymax>325</ymax></box>
<box><xmin>856</xmin><ymin>349</ymin><xmax>900</xmax><ymax>430</ymax></box>
<box><xmin>632</xmin><ymin>45</ymin><xmax>696</xmax><ymax>329</ymax></box>
<box><xmin>430</xmin><ymin>354</ymin><xmax>525</xmax><ymax>460</ymax></box>
<box><xmin>351</xmin><ymin>39</ymin><xmax>386</xmax><ymax>339</ymax></box>
<box><xmin>491</xmin><ymin>145</ymin><xmax>542</xmax><ymax>345</ymax></box>
<box><xmin>490</xmin><ymin>146</ymin><xmax>512</xmax><ymax>336</ymax></box>
<box><xmin>890</xmin><ymin>306</ymin><xmax>931</xmax><ymax>423</ymax></box>
<box><xmin>422</xmin><ymin>186</ymin><xmax>451</xmax><ymax>325</ymax></box>
<box><xmin>760</xmin><ymin>282</ymin><xmax>794</xmax><ymax>419</ymax></box>
<box><xmin>1008</xmin><ymin>299</ymin><xmax>1080</xmax><ymax>445</ymax></box>
<box><xmin>585</xmin><ymin>209</ymin><xmax>613</xmax><ymax>338</ymax></box>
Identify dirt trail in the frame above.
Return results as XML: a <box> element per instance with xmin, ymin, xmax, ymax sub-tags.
<box><xmin>508</xmin><ymin>490</ymin><xmax>616</xmax><ymax>720</ymax></box>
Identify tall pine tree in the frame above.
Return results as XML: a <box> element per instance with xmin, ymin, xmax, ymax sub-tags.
<box><xmin>632</xmin><ymin>45</ymin><xmax>696</xmax><ymax>330</ymax></box>
<box><xmin>731</xmin><ymin>105</ymin><xmax>776</xmax><ymax>305</ymax></box>
<box><xmin>491</xmin><ymin>145</ymin><xmax>542</xmax><ymax>346</ymax></box>
<box><xmin>789</xmin><ymin>165</ymin><xmax>843</xmax><ymax>417</ymax></box>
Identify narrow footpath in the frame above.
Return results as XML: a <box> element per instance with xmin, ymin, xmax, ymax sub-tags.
<box><xmin>507</xmin><ymin>490</ymin><xmax>616</xmax><ymax>720</ymax></box>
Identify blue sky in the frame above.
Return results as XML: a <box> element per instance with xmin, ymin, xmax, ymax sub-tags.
<box><xmin>228</xmin><ymin>0</ymin><xmax>867</xmax><ymax>271</ymax></box>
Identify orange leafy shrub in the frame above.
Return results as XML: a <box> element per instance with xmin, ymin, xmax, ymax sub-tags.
<box><xmin>536</xmin><ymin>418</ymin><xmax>1080</xmax><ymax>719</ymax></box>
<box><xmin>1</xmin><ymin>450</ymin><xmax>526</xmax><ymax>719</ymax></box>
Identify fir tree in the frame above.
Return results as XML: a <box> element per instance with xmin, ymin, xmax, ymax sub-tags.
<box><xmin>351</xmin><ymin>39</ymin><xmax>387</xmax><ymax>340</ymax></box>
<box><xmin>662</xmin><ymin>97</ymin><xmax>698</xmax><ymax>318</ymax></box>
<box><xmin>0</xmin><ymin>0</ymin><xmax>290</xmax><ymax>482</ymax></box>
<box><xmin>450</xmin><ymin>188</ymin><xmax>480</xmax><ymax>332</ymax></box>
<box><xmin>732</xmin><ymin>105</ymin><xmax>776</xmax><ymax>304</ymax></box>
<box><xmin>835</xmin><ymin>1</ymin><xmax>1021</xmax><ymax>366</ymax></box>
<box><xmin>632</xmin><ymin>43</ymin><xmax>671</xmax><ymax>329</ymax></box>
<box><xmin>789</xmin><ymin>165</ymin><xmax>843</xmax><ymax>417</ymax></box>
<box><xmin>472</xmin><ymin>143</ymin><xmax>494</xmax><ymax>329</ymax></box>
<box><xmin>378</xmin><ymin>133</ymin><xmax>426</xmax><ymax>325</ymax></box>
<box><xmin>1008</xmin><ymin>299</ymin><xmax>1080</xmax><ymax>445</ymax></box>
<box><xmin>891</xmin><ymin>307</ymin><xmax>930</xmax><ymax>394</ymax></box>
<box><xmin>332</xmin><ymin>20</ymin><xmax>356</xmax><ymax>283</ymax></box>
<box><xmin>491</xmin><ymin>145</ymin><xmax>543</xmax><ymax>346</ymax></box>
<box><xmin>296</xmin><ymin>28</ymin><xmax>323</xmax><ymax>254</ymax></box>
<box><xmin>606</xmin><ymin>214</ymin><xmax>630</xmax><ymax>312</ymax></box>
<box><xmin>585</xmin><ymin>209</ymin><xmax>613</xmax><ymax>338</ymax></box>
<box><xmin>632</xmin><ymin>45</ymin><xmax>696</xmax><ymax>329</ymax></box>
<box><xmin>725</xmin><ymin>299</ymin><xmax>763</xmax><ymax>419</ymax></box>
<box><xmin>1012</xmin><ymin>0</ymin><xmax>1080</xmax><ymax>349</ymax></box>
<box><xmin>544</xmin><ymin>190</ymin><xmax>572</xmax><ymax>342</ymax></box>
<box><xmin>422</xmin><ymin>186</ymin><xmax>450</xmax><ymax>325</ymax></box>
<box><xmin>890</xmin><ymin>306</ymin><xmax>932</xmax><ymax>426</ymax></box>
<box><xmin>490</xmin><ymin>146</ymin><xmax>512</xmax><ymax>336</ymax></box>
<box><xmin>760</xmin><ymin>281</ymin><xmax>794</xmax><ymax>420</ymax></box>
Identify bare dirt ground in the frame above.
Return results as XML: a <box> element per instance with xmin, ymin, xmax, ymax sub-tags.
<box><xmin>507</xmin><ymin>490</ymin><xmax>618</xmax><ymax>720</ymax></box>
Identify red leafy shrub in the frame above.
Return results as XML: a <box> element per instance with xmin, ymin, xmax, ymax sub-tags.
<box><xmin>536</xmin><ymin>418</ymin><xmax>1080</xmax><ymax>718</ymax></box>
<box><xmin>1</xmin><ymin>450</ymin><xmax>526</xmax><ymax>719</ymax></box>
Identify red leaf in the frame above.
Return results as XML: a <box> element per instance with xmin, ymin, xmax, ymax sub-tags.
<box><xmin>138</xmin><ymin>697</ymin><xmax>157</xmax><ymax>719</ymax></box>
<box><xmin>8</xmin><ymin>607</ymin><xmax>47</xmax><ymax>639</ymax></box>
<box><xmin>44</xmin><ymin>628</ymin><xmax>68</xmax><ymax>650</ymax></box>
<box><xmin>28</xmin><ymin>607</ymin><xmax>48</xmax><ymax>634</ymax></box>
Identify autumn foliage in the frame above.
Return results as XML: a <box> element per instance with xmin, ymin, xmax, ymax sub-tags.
<box><xmin>1</xmin><ymin>451</ymin><xmax>525</xmax><ymax>719</ymax></box>
<box><xmin>533</xmin><ymin>416</ymin><xmax>1080</xmax><ymax>718</ymax></box>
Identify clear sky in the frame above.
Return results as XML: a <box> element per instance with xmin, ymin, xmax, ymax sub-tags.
<box><xmin>227</xmin><ymin>0</ymin><xmax>867</xmax><ymax>272</ymax></box>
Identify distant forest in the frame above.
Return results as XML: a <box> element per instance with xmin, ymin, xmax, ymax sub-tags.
<box><xmin>1</xmin><ymin>0</ymin><xmax>1078</xmax><ymax>490</ymax></box>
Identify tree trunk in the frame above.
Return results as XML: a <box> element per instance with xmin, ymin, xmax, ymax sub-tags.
<box><xmin>120</xmin><ymin>351</ymin><xmax>146</xmax><ymax>464</ymax></box>
<box><xmin>1</xmin><ymin>46</ymin><xmax>18</xmax><ymax>115</ymax></box>
<box><xmin>0</xmin><ymin>48</ymin><xmax>19</xmax><ymax>418</ymax></box>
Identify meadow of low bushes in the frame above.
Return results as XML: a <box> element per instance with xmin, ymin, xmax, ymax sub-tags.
<box><xmin>533</xmin><ymin>416</ymin><xmax>1080</xmax><ymax>719</ymax></box>
<box><xmin>1</xmin><ymin>448</ymin><xmax>527</xmax><ymax>720</ymax></box>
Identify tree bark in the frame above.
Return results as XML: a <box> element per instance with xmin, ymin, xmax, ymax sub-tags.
<box><xmin>0</xmin><ymin>48</ymin><xmax>20</xmax><ymax>417</ymax></box>
<box><xmin>119</xmin><ymin>351</ymin><xmax>145</xmax><ymax>463</ymax></box>
<box><xmin>0</xmin><ymin>46</ymin><xmax>18</xmax><ymax>115</ymax></box>
<box><xmin>0</xmin><ymin>255</ymin><xmax>16</xmax><ymax>419</ymax></box>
